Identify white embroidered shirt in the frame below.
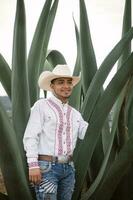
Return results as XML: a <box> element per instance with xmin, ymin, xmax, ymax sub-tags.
<box><xmin>23</xmin><ymin>95</ymin><xmax>88</xmax><ymax>166</ymax></box>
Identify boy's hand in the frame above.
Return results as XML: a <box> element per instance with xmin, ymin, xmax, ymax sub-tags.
<box><xmin>29</xmin><ymin>168</ymin><xmax>41</xmax><ymax>184</ymax></box>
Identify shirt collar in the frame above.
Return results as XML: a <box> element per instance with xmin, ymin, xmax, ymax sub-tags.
<box><xmin>49</xmin><ymin>94</ymin><xmax>68</xmax><ymax>106</ymax></box>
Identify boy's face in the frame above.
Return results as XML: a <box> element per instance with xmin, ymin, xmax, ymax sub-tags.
<box><xmin>50</xmin><ymin>77</ymin><xmax>74</xmax><ymax>99</ymax></box>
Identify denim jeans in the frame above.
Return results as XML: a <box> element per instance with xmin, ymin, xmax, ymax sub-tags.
<box><xmin>34</xmin><ymin>160</ymin><xmax>75</xmax><ymax>200</ymax></box>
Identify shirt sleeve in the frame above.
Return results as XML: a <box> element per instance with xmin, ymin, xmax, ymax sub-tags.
<box><xmin>78</xmin><ymin>114</ymin><xmax>89</xmax><ymax>140</ymax></box>
<box><xmin>23</xmin><ymin>101</ymin><xmax>43</xmax><ymax>166</ymax></box>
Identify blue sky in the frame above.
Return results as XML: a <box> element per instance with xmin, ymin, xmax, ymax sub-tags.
<box><xmin>0</xmin><ymin>0</ymin><xmax>126</xmax><ymax>95</ymax></box>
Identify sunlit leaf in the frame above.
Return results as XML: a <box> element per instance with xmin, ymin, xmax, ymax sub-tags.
<box><xmin>0</xmin><ymin>54</ymin><xmax>11</xmax><ymax>98</ymax></box>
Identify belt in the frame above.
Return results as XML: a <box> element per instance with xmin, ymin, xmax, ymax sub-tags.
<box><xmin>38</xmin><ymin>155</ymin><xmax>73</xmax><ymax>163</ymax></box>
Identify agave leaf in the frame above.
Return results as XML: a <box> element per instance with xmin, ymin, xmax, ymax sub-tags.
<box><xmin>117</xmin><ymin>0</ymin><xmax>131</xmax><ymax>69</ymax></box>
<box><xmin>93</xmin><ymin>135</ymin><xmax>133</xmax><ymax>200</ymax></box>
<box><xmin>0</xmin><ymin>54</ymin><xmax>11</xmax><ymax>98</ymax></box>
<box><xmin>126</xmin><ymin>77</ymin><xmax>133</xmax><ymax>136</ymax></box>
<box><xmin>100</xmin><ymin>3</ymin><xmax>132</xmax><ymax>185</ymax></box>
<box><xmin>80</xmin><ymin>100</ymin><xmax>123</xmax><ymax>200</ymax></box>
<box><xmin>113</xmin><ymin>85</ymin><xmax>129</xmax><ymax>150</ymax></box>
<box><xmin>69</xmin><ymin>81</ymin><xmax>81</xmax><ymax>110</ymax></box>
<box><xmin>72</xmin><ymin>16</ymin><xmax>81</xmax><ymax>76</ymax></box>
<box><xmin>90</xmin><ymin>135</ymin><xmax>105</xmax><ymax>180</ymax></box>
<box><xmin>102</xmin><ymin>117</ymin><xmax>111</xmax><ymax>154</ymax></box>
<box><xmin>28</xmin><ymin>0</ymin><xmax>59</xmax><ymax>106</ymax></box>
<box><xmin>12</xmin><ymin>0</ymin><xmax>30</xmax><ymax>148</ymax></box>
<box><xmin>75</xmin><ymin>8</ymin><xmax>105</xmax><ymax>177</ymax></box>
<box><xmin>0</xmin><ymin>100</ymin><xmax>32</xmax><ymax>200</ymax></box>
<box><xmin>90</xmin><ymin>99</ymin><xmax>109</xmax><ymax>182</ymax></box>
<box><xmin>28</xmin><ymin>0</ymin><xmax>52</xmax><ymax>105</ymax></box>
<box><xmin>41</xmin><ymin>60</ymin><xmax>54</xmax><ymax>98</ymax></box>
<box><xmin>46</xmin><ymin>50</ymin><xmax>67</xmax><ymax>67</ymax></box>
<box><xmin>43</xmin><ymin>59</ymin><xmax>54</xmax><ymax>71</ymax></box>
<box><xmin>124</xmin><ymin>0</ymin><xmax>133</xmax><ymax>138</ymax></box>
<box><xmin>81</xmin><ymin>27</ymin><xmax>133</xmax><ymax>121</ymax></box>
<box><xmin>72</xmin><ymin>53</ymin><xmax>133</xmax><ymax>200</ymax></box>
<box><xmin>79</xmin><ymin>0</ymin><xmax>97</xmax><ymax>94</ymax></box>
<box><xmin>69</xmin><ymin>17</ymin><xmax>81</xmax><ymax>110</ymax></box>
<box><xmin>80</xmin><ymin>0</ymin><xmax>110</xmax><ymax>155</ymax></box>
<box><xmin>39</xmin><ymin>0</ymin><xmax>59</xmax><ymax>70</ymax></box>
<box><xmin>113</xmin><ymin>0</ymin><xmax>132</xmax><ymax>151</ymax></box>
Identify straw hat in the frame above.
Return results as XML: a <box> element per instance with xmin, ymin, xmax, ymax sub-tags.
<box><xmin>38</xmin><ymin>64</ymin><xmax>80</xmax><ymax>91</ymax></box>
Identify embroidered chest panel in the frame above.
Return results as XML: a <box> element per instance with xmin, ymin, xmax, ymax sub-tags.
<box><xmin>47</xmin><ymin>99</ymin><xmax>73</xmax><ymax>155</ymax></box>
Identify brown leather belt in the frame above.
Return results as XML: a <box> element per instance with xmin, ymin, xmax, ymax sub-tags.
<box><xmin>38</xmin><ymin>154</ymin><xmax>73</xmax><ymax>163</ymax></box>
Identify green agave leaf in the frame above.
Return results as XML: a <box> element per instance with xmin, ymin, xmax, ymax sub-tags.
<box><xmin>0</xmin><ymin>54</ymin><xmax>11</xmax><ymax>98</ymax></box>
<box><xmin>74</xmin><ymin>16</ymin><xmax>107</xmax><ymax>173</ymax></box>
<box><xmin>124</xmin><ymin>0</ymin><xmax>133</xmax><ymax>138</ymax></box>
<box><xmin>28</xmin><ymin>0</ymin><xmax>52</xmax><ymax>83</ymax></box>
<box><xmin>102</xmin><ymin>117</ymin><xmax>111</xmax><ymax>154</ymax></box>
<box><xmin>28</xmin><ymin>0</ymin><xmax>52</xmax><ymax>105</ymax></box>
<box><xmin>69</xmin><ymin>17</ymin><xmax>81</xmax><ymax>110</ymax></box>
<box><xmin>69</xmin><ymin>81</ymin><xmax>81</xmax><ymax>110</ymax></box>
<box><xmin>114</xmin><ymin>0</ymin><xmax>132</xmax><ymax>151</ymax></box>
<box><xmin>81</xmin><ymin>101</ymin><xmax>123</xmax><ymax>200</ymax></box>
<box><xmin>39</xmin><ymin>0</ymin><xmax>59</xmax><ymax>70</ymax></box>
<box><xmin>41</xmin><ymin>60</ymin><xmax>54</xmax><ymax>98</ymax></box>
<box><xmin>81</xmin><ymin>27</ymin><xmax>133</xmax><ymax>121</ymax></box>
<box><xmin>113</xmin><ymin>85</ymin><xmax>129</xmax><ymax>149</ymax></box>
<box><xmin>85</xmin><ymin>109</ymin><xmax>110</xmax><ymax>186</ymax></box>
<box><xmin>43</xmin><ymin>59</ymin><xmax>54</xmax><ymax>71</ymax></box>
<box><xmin>89</xmin><ymin>99</ymin><xmax>109</xmax><ymax>184</ymax></box>
<box><xmin>28</xmin><ymin>0</ymin><xmax>58</xmax><ymax>106</ymax></box>
<box><xmin>46</xmin><ymin>50</ymin><xmax>67</xmax><ymax>67</ymax></box>
<box><xmin>126</xmin><ymin>77</ymin><xmax>133</xmax><ymax>136</ymax></box>
<box><xmin>94</xmin><ymin>5</ymin><xmax>132</xmax><ymax>198</ymax></box>
<box><xmin>80</xmin><ymin>0</ymin><xmax>110</xmax><ymax>156</ymax></box>
<box><xmin>72</xmin><ymin>53</ymin><xmax>133</xmax><ymax>200</ymax></box>
<box><xmin>12</xmin><ymin>0</ymin><xmax>30</xmax><ymax>147</ymax></box>
<box><xmin>93</xmin><ymin>135</ymin><xmax>133</xmax><ymax>200</ymax></box>
<box><xmin>98</xmin><ymin>0</ymin><xmax>132</xmax><ymax>187</ymax></box>
<box><xmin>89</xmin><ymin>134</ymin><xmax>105</xmax><ymax>181</ymax></box>
<box><xmin>117</xmin><ymin>0</ymin><xmax>131</xmax><ymax>69</ymax></box>
<box><xmin>0</xmin><ymin>100</ymin><xmax>32</xmax><ymax>200</ymax></box>
<box><xmin>72</xmin><ymin>16</ymin><xmax>81</xmax><ymax>76</ymax></box>
<box><xmin>79</xmin><ymin>0</ymin><xmax>97</xmax><ymax>94</ymax></box>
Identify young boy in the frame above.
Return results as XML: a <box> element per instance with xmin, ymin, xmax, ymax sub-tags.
<box><xmin>23</xmin><ymin>64</ymin><xmax>88</xmax><ymax>200</ymax></box>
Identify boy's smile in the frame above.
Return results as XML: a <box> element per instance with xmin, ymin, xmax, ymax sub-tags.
<box><xmin>50</xmin><ymin>77</ymin><xmax>74</xmax><ymax>103</ymax></box>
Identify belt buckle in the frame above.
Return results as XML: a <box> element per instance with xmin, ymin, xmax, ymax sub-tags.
<box><xmin>58</xmin><ymin>155</ymin><xmax>68</xmax><ymax>163</ymax></box>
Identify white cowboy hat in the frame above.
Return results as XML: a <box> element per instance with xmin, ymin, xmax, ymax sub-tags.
<box><xmin>38</xmin><ymin>64</ymin><xmax>80</xmax><ymax>91</ymax></box>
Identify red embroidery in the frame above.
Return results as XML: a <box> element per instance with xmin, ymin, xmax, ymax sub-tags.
<box><xmin>47</xmin><ymin>99</ymin><xmax>72</xmax><ymax>155</ymax></box>
<box><xmin>48</xmin><ymin>99</ymin><xmax>63</xmax><ymax>155</ymax></box>
<box><xmin>66</xmin><ymin>106</ymin><xmax>72</xmax><ymax>154</ymax></box>
<box><xmin>29</xmin><ymin>162</ymin><xmax>39</xmax><ymax>168</ymax></box>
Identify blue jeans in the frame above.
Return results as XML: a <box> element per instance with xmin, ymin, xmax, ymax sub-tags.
<box><xmin>34</xmin><ymin>161</ymin><xmax>75</xmax><ymax>200</ymax></box>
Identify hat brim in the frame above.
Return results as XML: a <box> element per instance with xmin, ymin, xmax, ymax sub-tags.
<box><xmin>38</xmin><ymin>72</ymin><xmax>80</xmax><ymax>91</ymax></box>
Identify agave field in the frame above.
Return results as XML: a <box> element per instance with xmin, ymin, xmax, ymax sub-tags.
<box><xmin>0</xmin><ymin>0</ymin><xmax>133</xmax><ymax>200</ymax></box>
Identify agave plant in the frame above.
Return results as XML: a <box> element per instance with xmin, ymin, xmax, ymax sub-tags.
<box><xmin>0</xmin><ymin>0</ymin><xmax>133</xmax><ymax>200</ymax></box>
<box><xmin>0</xmin><ymin>0</ymin><xmax>58</xmax><ymax>199</ymax></box>
<box><xmin>71</xmin><ymin>0</ymin><xmax>133</xmax><ymax>200</ymax></box>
